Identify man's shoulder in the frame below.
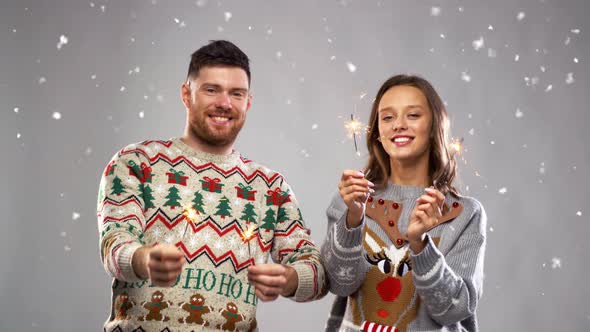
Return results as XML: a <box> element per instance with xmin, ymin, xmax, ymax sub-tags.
<box><xmin>237</xmin><ymin>156</ymin><xmax>286</xmax><ymax>182</ymax></box>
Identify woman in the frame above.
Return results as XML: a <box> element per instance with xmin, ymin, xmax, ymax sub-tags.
<box><xmin>321</xmin><ymin>75</ymin><xmax>486</xmax><ymax>332</ymax></box>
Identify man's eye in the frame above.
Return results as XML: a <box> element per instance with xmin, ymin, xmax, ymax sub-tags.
<box><xmin>382</xmin><ymin>116</ymin><xmax>393</xmax><ymax>121</ymax></box>
<box><xmin>408</xmin><ymin>114</ymin><xmax>420</xmax><ymax>119</ymax></box>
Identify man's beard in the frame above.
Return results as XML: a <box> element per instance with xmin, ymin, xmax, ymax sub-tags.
<box><xmin>189</xmin><ymin>113</ymin><xmax>245</xmax><ymax>147</ymax></box>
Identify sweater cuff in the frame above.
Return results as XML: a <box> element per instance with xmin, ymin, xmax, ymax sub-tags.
<box><xmin>289</xmin><ymin>263</ymin><xmax>317</xmax><ymax>302</ymax></box>
<box><xmin>410</xmin><ymin>235</ymin><xmax>444</xmax><ymax>279</ymax></box>
<box><xmin>333</xmin><ymin>212</ymin><xmax>364</xmax><ymax>250</ymax></box>
<box><xmin>117</xmin><ymin>242</ymin><xmax>144</xmax><ymax>282</ymax></box>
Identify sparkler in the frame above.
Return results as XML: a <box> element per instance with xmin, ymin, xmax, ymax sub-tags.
<box><xmin>449</xmin><ymin>137</ymin><xmax>464</xmax><ymax>156</ymax></box>
<box><xmin>181</xmin><ymin>205</ymin><xmax>199</xmax><ymax>241</ymax></box>
<box><xmin>241</xmin><ymin>224</ymin><xmax>258</xmax><ymax>264</ymax></box>
<box><xmin>344</xmin><ymin>113</ymin><xmax>366</xmax><ymax>155</ymax></box>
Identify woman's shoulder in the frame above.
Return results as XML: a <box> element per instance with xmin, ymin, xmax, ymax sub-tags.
<box><xmin>451</xmin><ymin>193</ymin><xmax>487</xmax><ymax>233</ymax></box>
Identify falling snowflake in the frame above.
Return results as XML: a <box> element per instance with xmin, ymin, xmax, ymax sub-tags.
<box><xmin>539</xmin><ymin>162</ymin><xmax>545</xmax><ymax>174</ymax></box>
<box><xmin>91</xmin><ymin>74</ymin><xmax>96</xmax><ymax>80</ymax></box>
<box><xmin>461</xmin><ymin>72</ymin><xmax>471</xmax><ymax>82</ymax></box>
<box><xmin>565</xmin><ymin>36</ymin><xmax>571</xmax><ymax>45</ymax></box>
<box><xmin>17</xmin><ymin>133</ymin><xmax>21</xmax><ymax>139</ymax></box>
<box><xmin>57</xmin><ymin>34</ymin><xmax>69</xmax><ymax>50</ymax></box>
<box><xmin>52</xmin><ymin>112</ymin><xmax>62</xmax><ymax>120</ymax></box>
<box><xmin>487</xmin><ymin>48</ymin><xmax>497</xmax><ymax>58</ymax></box>
<box><xmin>574</xmin><ymin>57</ymin><xmax>579</xmax><ymax>63</ymax></box>
<box><xmin>576</xmin><ymin>211</ymin><xmax>582</xmax><ymax>216</ymax></box>
<box><xmin>120</xmin><ymin>86</ymin><xmax>126</xmax><ymax>92</ymax></box>
<box><xmin>13</xmin><ymin>107</ymin><xmax>19</xmax><ymax>113</ymax></box>
<box><xmin>551</xmin><ymin>257</ymin><xmax>561</xmax><ymax>269</ymax></box>
<box><xmin>276</xmin><ymin>51</ymin><xmax>282</xmax><ymax>59</ymax></box>
<box><xmin>139</xmin><ymin>111</ymin><xmax>145</xmax><ymax>118</ymax></box>
<box><xmin>472</xmin><ymin>37</ymin><xmax>484</xmax><ymax>51</ymax></box>
<box><xmin>515</xmin><ymin>108</ymin><xmax>523</xmax><ymax>118</ymax></box>
<box><xmin>440</xmin><ymin>33</ymin><xmax>446</xmax><ymax>39</ymax></box>
<box><xmin>516</xmin><ymin>12</ymin><xmax>526</xmax><ymax>21</ymax></box>
<box><xmin>195</xmin><ymin>0</ymin><xmax>208</xmax><ymax>7</ymax></box>
<box><xmin>468</xmin><ymin>128</ymin><xmax>474</xmax><ymax>135</ymax></box>
<box><xmin>565</xmin><ymin>73</ymin><xmax>574</xmax><ymax>84</ymax></box>
<box><xmin>64</xmin><ymin>245</ymin><xmax>71</xmax><ymax>252</ymax></box>
<box><xmin>224</xmin><ymin>11</ymin><xmax>232</xmax><ymax>22</ymax></box>
<box><xmin>39</xmin><ymin>77</ymin><xmax>47</xmax><ymax>84</ymax></box>
<box><xmin>60</xmin><ymin>231</ymin><xmax>67</xmax><ymax>237</ymax></box>
<box><xmin>545</xmin><ymin>84</ymin><xmax>553</xmax><ymax>92</ymax></box>
<box><xmin>514</xmin><ymin>54</ymin><xmax>520</xmax><ymax>62</ymax></box>
<box><xmin>311</xmin><ymin>124</ymin><xmax>318</xmax><ymax>130</ymax></box>
<box><xmin>346</xmin><ymin>62</ymin><xmax>357</xmax><ymax>73</ymax></box>
<box><xmin>489</xmin><ymin>227</ymin><xmax>494</xmax><ymax>232</ymax></box>
<box><xmin>488</xmin><ymin>25</ymin><xmax>494</xmax><ymax>30</ymax></box>
<box><xmin>571</xmin><ymin>28</ymin><xmax>580</xmax><ymax>34</ymax></box>
<box><xmin>430</xmin><ymin>6</ymin><xmax>441</xmax><ymax>16</ymax></box>
<box><xmin>72</xmin><ymin>212</ymin><xmax>81</xmax><ymax>220</ymax></box>
<box><xmin>498</xmin><ymin>187</ymin><xmax>507</xmax><ymax>194</ymax></box>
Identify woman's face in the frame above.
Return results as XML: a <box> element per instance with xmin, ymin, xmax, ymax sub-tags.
<box><xmin>377</xmin><ymin>85</ymin><xmax>433</xmax><ymax>163</ymax></box>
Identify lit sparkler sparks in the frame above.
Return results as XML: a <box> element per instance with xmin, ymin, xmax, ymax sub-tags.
<box><xmin>344</xmin><ymin>114</ymin><xmax>366</xmax><ymax>155</ymax></box>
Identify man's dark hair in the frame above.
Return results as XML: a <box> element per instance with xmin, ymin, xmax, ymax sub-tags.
<box><xmin>186</xmin><ymin>40</ymin><xmax>251</xmax><ymax>84</ymax></box>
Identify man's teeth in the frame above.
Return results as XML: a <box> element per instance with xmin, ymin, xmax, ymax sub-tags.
<box><xmin>393</xmin><ymin>137</ymin><xmax>411</xmax><ymax>143</ymax></box>
<box><xmin>212</xmin><ymin>116</ymin><xmax>229</xmax><ymax>122</ymax></box>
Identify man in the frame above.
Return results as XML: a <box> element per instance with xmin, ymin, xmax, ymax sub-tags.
<box><xmin>97</xmin><ymin>40</ymin><xmax>327</xmax><ymax>331</ymax></box>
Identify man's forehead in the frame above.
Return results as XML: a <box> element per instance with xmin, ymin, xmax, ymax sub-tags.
<box><xmin>193</xmin><ymin>66</ymin><xmax>249</xmax><ymax>88</ymax></box>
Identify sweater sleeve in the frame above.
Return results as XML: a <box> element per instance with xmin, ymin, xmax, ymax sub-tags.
<box><xmin>96</xmin><ymin>148</ymin><xmax>147</xmax><ymax>282</ymax></box>
<box><xmin>410</xmin><ymin>200</ymin><xmax>487</xmax><ymax>326</ymax></box>
<box><xmin>270</xmin><ymin>177</ymin><xmax>328</xmax><ymax>302</ymax></box>
<box><xmin>320</xmin><ymin>192</ymin><xmax>369</xmax><ymax>297</ymax></box>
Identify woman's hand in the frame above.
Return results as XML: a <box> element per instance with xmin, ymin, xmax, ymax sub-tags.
<box><xmin>407</xmin><ymin>187</ymin><xmax>445</xmax><ymax>253</ymax></box>
<box><xmin>338</xmin><ymin>170</ymin><xmax>374</xmax><ymax>228</ymax></box>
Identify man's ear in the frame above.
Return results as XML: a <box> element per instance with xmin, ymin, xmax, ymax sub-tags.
<box><xmin>181</xmin><ymin>82</ymin><xmax>191</xmax><ymax>109</ymax></box>
<box><xmin>246</xmin><ymin>94</ymin><xmax>252</xmax><ymax>112</ymax></box>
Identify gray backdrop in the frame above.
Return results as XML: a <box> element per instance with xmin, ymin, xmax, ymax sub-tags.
<box><xmin>1</xmin><ymin>0</ymin><xmax>589</xmax><ymax>331</ymax></box>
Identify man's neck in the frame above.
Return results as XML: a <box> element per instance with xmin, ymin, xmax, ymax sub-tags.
<box><xmin>181</xmin><ymin>132</ymin><xmax>234</xmax><ymax>156</ymax></box>
<box><xmin>389</xmin><ymin>156</ymin><xmax>430</xmax><ymax>187</ymax></box>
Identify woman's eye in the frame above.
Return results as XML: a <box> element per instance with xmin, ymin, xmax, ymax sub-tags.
<box><xmin>382</xmin><ymin>116</ymin><xmax>393</xmax><ymax>121</ymax></box>
<box><xmin>377</xmin><ymin>259</ymin><xmax>392</xmax><ymax>274</ymax></box>
<box><xmin>408</xmin><ymin>114</ymin><xmax>419</xmax><ymax>118</ymax></box>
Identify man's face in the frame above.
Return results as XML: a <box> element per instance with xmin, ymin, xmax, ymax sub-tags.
<box><xmin>182</xmin><ymin>66</ymin><xmax>251</xmax><ymax>148</ymax></box>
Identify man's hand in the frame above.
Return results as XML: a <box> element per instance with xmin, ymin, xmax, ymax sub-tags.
<box><xmin>247</xmin><ymin>264</ymin><xmax>298</xmax><ymax>302</ymax></box>
<box><xmin>133</xmin><ymin>244</ymin><xmax>185</xmax><ymax>287</ymax></box>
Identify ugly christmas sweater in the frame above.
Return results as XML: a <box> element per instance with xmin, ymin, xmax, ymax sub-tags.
<box><xmin>97</xmin><ymin>138</ymin><xmax>327</xmax><ymax>332</ymax></box>
<box><xmin>321</xmin><ymin>184</ymin><xmax>486</xmax><ymax>332</ymax></box>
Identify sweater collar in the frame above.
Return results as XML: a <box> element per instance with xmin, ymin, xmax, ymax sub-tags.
<box><xmin>171</xmin><ymin>137</ymin><xmax>242</xmax><ymax>165</ymax></box>
<box><xmin>381</xmin><ymin>182</ymin><xmax>427</xmax><ymax>201</ymax></box>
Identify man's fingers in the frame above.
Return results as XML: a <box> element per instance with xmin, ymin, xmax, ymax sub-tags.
<box><xmin>254</xmin><ymin>288</ymin><xmax>279</xmax><ymax>302</ymax></box>
<box><xmin>247</xmin><ymin>264</ymin><xmax>286</xmax><ymax>276</ymax></box>
<box><xmin>150</xmin><ymin>245</ymin><xmax>184</xmax><ymax>262</ymax></box>
<box><xmin>248</xmin><ymin>274</ymin><xmax>287</xmax><ymax>287</ymax></box>
<box><xmin>149</xmin><ymin>260</ymin><xmax>184</xmax><ymax>274</ymax></box>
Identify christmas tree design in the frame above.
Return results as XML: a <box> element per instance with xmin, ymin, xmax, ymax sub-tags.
<box><xmin>140</xmin><ymin>184</ymin><xmax>156</xmax><ymax>210</ymax></box>
<box><xmin>240</xmin><ymin>202</ymin><xmax>258</xmax><ymax>224</ymax></box>
<box><xmin>277</xmin><ymin>206</ymin><xmax>289</xmax><ymax>223</ymax></box>
<box><xmin>191</xmin><ymin>191</ymin><xmax>206</xmax><ymax>215</ymax></box>
<box><xmin>297</xmin><ymin>208</ymin><xmax>304</xmax><ymax>221</ymax></box>
<box><xmin>261</xmin><ymin>208</ymin><xmax>276</xmax><ymax>232</ymax></box>
<box><xmin>214</xmin><ymin>196</ymin><xmax>232</xmax><ymax>219</ymax></box>
<box><xmin>111</xmin><ymin>176</ymin><xmax>126</xmax><ymax>196</ymax></box>
<box><xmin>164</xmin><ymin>186</ymin><xmax>182</xmax><ymax>210</ymax></box>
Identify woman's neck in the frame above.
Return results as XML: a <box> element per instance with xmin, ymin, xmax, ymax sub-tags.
<box><xmin>389</xmin><ymin>155</ymin><xmax>430</xmax><ymax>187</ymax></box>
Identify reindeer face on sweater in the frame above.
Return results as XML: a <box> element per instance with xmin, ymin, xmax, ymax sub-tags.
<box><xmin>357</xmin><ymin>227</ymin><xmax>417</xmax><ymax>327</ymax></box>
